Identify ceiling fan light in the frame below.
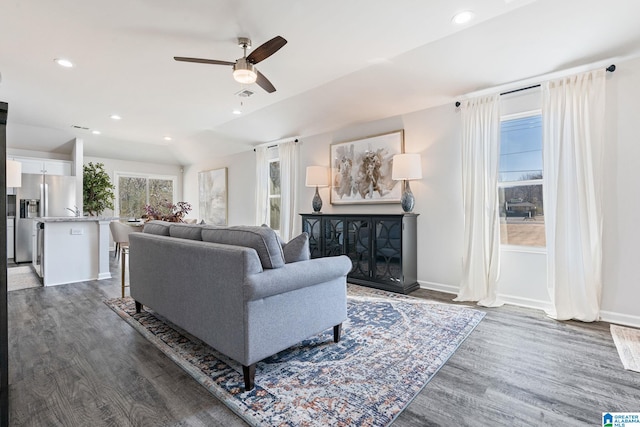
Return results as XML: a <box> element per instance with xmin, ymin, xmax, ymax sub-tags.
<box><xmin>233</xmin><ymin>59</ymin><xmax>257</xmax><ymax>84</ymax></box>
<box><xmin>233</xmin><ymin>69</ymin><xmax>257</xmax><ymax>84</ymax></box>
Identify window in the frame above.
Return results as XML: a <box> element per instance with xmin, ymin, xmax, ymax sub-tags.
<box><xmin>268</xmin><ymin>159</ymin><xmax>281</xmax><ymax>230</ymax></box>
<box><xmin>116</xmin><ymin>173</ymin><xmax>176</xmax><ymax>219</ymax></box>
<box><xmin>499</xmin><ymin>113</ymin><xmax>545</xmax><ymax>247</ymax></box>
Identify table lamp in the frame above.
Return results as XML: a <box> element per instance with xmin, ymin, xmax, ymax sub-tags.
<box><xmin>392</xmin><ymin>153</ymin><xmax>422</xmax><ymax>213</ymax></box>
<box><xmin>305</xmin><ymin>166</ymin><xmax>329</xmax><ymax>213</ymax></box>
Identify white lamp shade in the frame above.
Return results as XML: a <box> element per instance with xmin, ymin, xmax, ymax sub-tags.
<box><xmin>305</xmin><ymin>166</ymin><xmax>329</xmax><ymax>187</ymax></box>
<box><xmin>392</xmin><ymin>153</ymin><xmax>422</xmax><ymax>180</ymax></box>
<box><xmin>6</xmin><ymin>159</ymin><xmax>22</xmax><ymax>187</ymax></box>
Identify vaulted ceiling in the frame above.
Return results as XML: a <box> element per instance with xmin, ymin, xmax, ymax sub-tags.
<box><xmin>1</xmin><ymin>0</ymin><xmax>639</xmax><ymax>165</ymax></box>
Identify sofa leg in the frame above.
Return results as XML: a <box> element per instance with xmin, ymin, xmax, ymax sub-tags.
<box><xmin>333</xmin><ymin>323</ymin><xmax>342</xmax><ymax>343</ymax></box>
<box><xmin>242</xmin><ymin>364</ymin><xmax>256</xmax><ymax>391</ymax></box>
<box><xmin>135</xmin><ymin>301</ymin><xmax>142</xmax><ymax>313</ymax></box>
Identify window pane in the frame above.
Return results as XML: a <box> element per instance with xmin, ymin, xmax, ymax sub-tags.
<box><xmin>269</xmin><ymin>197</ymin><xmax>280</xmax><ymax>230</ymax></box>
<box><xmin>119</xmin><ymin>177</ymin><xmax>147</xmax><ymax>219</ymax></box>
<box><xmin>149</xmin><ymin>179</ymin><xmax>174</xmax><ymax>207</ymax></box>
<box><xmin>269</xmin><ymin>161</ymin><xmax>280</xmax><ymax>195</ymax></box>
<box><xmin>499</xmin><ymin>184</ymin><xmax>545</xmax><ymax>247</ymax></box>
<box><xmin>500</xmin><ymin>115</ymin><xmax>542</xmax><ymax>182</ymax></box>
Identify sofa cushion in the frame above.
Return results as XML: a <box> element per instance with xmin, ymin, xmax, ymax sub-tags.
<box><xmin>169</xmin><ymin>223</ymin><xmax>203</xmax><ymax>241</ymax></box>
<box><xmin>143</xmin><ymin>220</ymin><xmax>171</xmax><ymax>236</ymax></box>
<box><xmin>201</xmin><ymin>226</ymin><xmax>285</xmax><ymax>269</ymax></box>
<box><xmin>282</xmin><ymin>232</ymin><xmax>310</xmax><ymax>263</ymax></box>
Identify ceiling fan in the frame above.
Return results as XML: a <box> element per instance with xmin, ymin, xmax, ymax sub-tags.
<box><xmin>174</xmin><ymin>36</ymin><xmax>287</xmax><ymax>93</ymax></box>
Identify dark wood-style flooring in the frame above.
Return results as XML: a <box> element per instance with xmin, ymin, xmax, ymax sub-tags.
<box><xmin>7</xmin><ymin>257</ymin><xmax>640</xmax><ymax>426</ymax></box>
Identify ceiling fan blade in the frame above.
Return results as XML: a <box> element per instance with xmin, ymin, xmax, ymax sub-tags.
<box><xmin>255</xmin><ymin>70</ymin><xmax>276</xmax><ymax>93</ymax></box>
<box><xmin>174</xmin><ymin>57</ymin><xmax>235</xmax><ymax>66</ymax></box>
<box><xmin>246</xmin><ymin>36</ymin><xmax>287</xmax><ymax>64</ymax></box>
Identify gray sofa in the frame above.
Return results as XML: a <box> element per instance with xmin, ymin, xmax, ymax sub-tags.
<box><xmin>129</xmin><ymin>221</ymin><xmax>352</xmax><ymax>390</ymax></box>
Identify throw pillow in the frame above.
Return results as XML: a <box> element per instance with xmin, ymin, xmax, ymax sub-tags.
<box><xmin>282</xmin><ymin>232</ymin><xmax>310</xmax><ymax>263</ymax></box>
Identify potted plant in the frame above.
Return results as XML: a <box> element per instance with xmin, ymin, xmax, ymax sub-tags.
<box><xmin>83</xmin><ymin>162</ymin><xmax>115</xmax><ymax>216</ymax></box>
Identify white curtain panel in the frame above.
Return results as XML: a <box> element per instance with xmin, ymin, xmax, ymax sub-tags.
<box><xmin>542</xmin><ymin>69</ymin><xmax>606</xmax><ymax>322</ymax></box>
<box><xmin>278</xmin><ymin>140</ymin><xmax>299</xmax><ymax>241</ymax></box>
<box><xmin>254</xmin><ymin>145</ymin><xmax>270</xmax><ymax>226</ymax></box>
<box><xmin>454</xmin><ymin>94</ymin><xmax>503</xmax><ymax>307</ymax></box>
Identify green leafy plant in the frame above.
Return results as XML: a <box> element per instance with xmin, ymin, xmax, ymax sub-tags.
<box><xmin>83</xmin><ymin>162</ymin><xmax>115</xmax><ymax>216</ymax></box>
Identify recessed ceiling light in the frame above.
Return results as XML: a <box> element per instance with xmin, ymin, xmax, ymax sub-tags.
<box><xmin>163</xmin><ymin>136</ymin><xmax>172</xmax><ymax>141</ymax></box>
<box><xmin>110</xmin><ymin>114</ymin><xmax>122</xmax><ymax>120</ymax></box>
<box><xmin>54</xmin><ymin>58</ymin><xmax>74</xmax><ymax>68</ymax></box>
<box><xmin>452</xmin><ymin>10</ymin><xmax>475</xmax><ymax>25</ymax></box>
<box><xmin>232</xmin><ymin>109</ymin><xmax>242</xmax><ymax>115</ymax></box>
<box><xmin>92</xmin><ymin>130</ymin><xmax>101</xmax><ymax>135</ymax></box>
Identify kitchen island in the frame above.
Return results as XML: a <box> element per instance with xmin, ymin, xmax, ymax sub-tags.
<box><xmin>35</xmin><ymin>217</ymin><xmax>112</xmax><ymax>286</ymax></box>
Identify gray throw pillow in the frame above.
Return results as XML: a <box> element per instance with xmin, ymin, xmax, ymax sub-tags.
<box><xmin>282</xmin><ymin>232</ymin><xmax>310</xmax><ymax>263</ymax></box>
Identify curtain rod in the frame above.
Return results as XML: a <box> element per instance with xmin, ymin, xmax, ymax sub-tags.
<box><xmin>253</xmin><ymin>138</ymin><xmax>299</xmax><ymax>152</ymax></box>
<box><xmin>454</xmin><ymin>64</ymin><xmax>616</xmax><ymax>108</ymax></box>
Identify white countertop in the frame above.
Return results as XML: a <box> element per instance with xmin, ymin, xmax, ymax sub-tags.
<box><xmin>36</xmin><ymin>216</ymin><xmax>120</xmax><ymax>223</ymax></box>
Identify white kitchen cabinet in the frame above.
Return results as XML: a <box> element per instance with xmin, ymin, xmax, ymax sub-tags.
<box><xmin>13</xmin><ymin>157</ymin><xmax>73</xmax><ymax>176</ymax></box>
<box><xmin>7</xmin><ymin>219</ymin><xmax>14</xmax><ymax>259</ymax></box>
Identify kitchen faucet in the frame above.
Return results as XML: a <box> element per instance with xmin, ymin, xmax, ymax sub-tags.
<box><xmin>66</xmin><ymin>206</ymin><xmax>81</xmax><ymax>217</ymax></box>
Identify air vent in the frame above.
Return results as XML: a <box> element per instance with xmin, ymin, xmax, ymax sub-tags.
<box><xmin>235</xmin><ymin>89</ymin><xmax>254</xmax><ymax>98</ymax></box>
<box><xmin>71</xmin><ymin>125</ymin><xmax>90</xmax><ymax>130</ymax></box>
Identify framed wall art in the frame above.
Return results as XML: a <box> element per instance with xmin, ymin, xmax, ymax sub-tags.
<box><xmin>330</xmin><ymin>130</ymin><xmax>404</xmax><ymax>205</ymax></box>
<box><xmin>198</xmin><ymin>167</ymin><xmax>228</xmax><ymax>225</ymax></box>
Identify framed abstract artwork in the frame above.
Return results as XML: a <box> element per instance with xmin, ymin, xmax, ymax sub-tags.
<box><xmin>198</xmin><ymin>167</ymin><xmax>228</xmax><ymax>225</ymax></box>
<box><xmin>330</xmin><ymin>130</ymin><xmax>404</xmax><ymax>205</ymax></box>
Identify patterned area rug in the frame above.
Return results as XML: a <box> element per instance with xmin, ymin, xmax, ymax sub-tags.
<box><xmin>611</xmin><ymin>324</ymin><xmax>640</xmax><ymax>373</ymax></box>
<box><xmin>7</xmin><ymin>266</ymin><xmax>42</xmax><ymax>291</ymax></box>
<box><xmin>105</xmin><ymin>285</ymin><xmax>485</xmax><ymax>426</ymax></box>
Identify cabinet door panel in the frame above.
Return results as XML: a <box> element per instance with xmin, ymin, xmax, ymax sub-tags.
<box><xmin>323</xmin><ymin>218</ymin><xmax>344</xmax><ymax>257</ymax></box>
<box><xmin>345</xmin><ymin>219</ymin><xmax>371</xmax><ymax>279</ymax></box>
<box><xmin>301</xmin><ymin>216</ymin><xmax>322</xmax><ymax>258</ymax></box>
<box><xmin>373</xmin><ymin>219</ymin><xmax>403</xmax><ymax>284</ymax></box>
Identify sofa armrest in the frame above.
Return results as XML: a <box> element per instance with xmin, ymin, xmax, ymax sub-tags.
<box><xmin>243</xmin><ymin>255</ymin><xmax>352</xmax><ymax>301</ymax></box>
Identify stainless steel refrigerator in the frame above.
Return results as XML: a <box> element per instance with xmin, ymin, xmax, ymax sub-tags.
<box><xmin>14</xmin><ymin>173</ymin><xmax>76</xmax><ymax>263</ymax></box>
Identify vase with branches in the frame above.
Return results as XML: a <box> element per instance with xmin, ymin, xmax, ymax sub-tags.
<box><xmin>144</xmin><ymin>200</ymin><xmax>192</xmax><ymax>222</ymax></box>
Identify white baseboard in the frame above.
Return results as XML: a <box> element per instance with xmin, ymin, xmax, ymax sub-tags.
<box><xmin>497</xmin><ymin>294</ymin><xmax>553</xmax><ymax>313</ymax></box>
<box><xmin>417</xmin><ymin>280</ymin><xmax>458</xmax><ymax>295</ymax></box>
<box><xmin>417</xmin><ymin>280</ymin><xmax>640</xmax><ymax>326</ymax></box>
<box><xmin>599</xmin><ymin>311</ymin><xmax>640</xmax><ymax>328</ymax></box>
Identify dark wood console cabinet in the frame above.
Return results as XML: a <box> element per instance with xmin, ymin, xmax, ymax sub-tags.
<box><xmin>300</xmin><ymin>213</ymin><xmax>419</xmax><ymax>294</ymax></box>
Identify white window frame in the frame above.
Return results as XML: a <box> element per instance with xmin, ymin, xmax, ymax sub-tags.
<box><xmin>114</xmin><ymin>171</ymin><xmax>177</xmax><ymax>219</ymax></box>
<box><xmin>499</xmin><ymin>110</ymin><xmax>546</xmax><ymax>253</ymax></box>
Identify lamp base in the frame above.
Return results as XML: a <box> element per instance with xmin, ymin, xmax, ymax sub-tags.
<box><xmin>312</xmin><ymin>186</ymin><xmax>323</xmax><ymax>213</ymax></box>
<box><xmin>401</xmin><ymin>181</ymin><xmax>415</xmax><ymax>213</ymax></box>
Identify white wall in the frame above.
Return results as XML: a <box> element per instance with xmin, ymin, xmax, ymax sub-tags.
<box><xmin>600</xmin><ymin>56</ymin><xmax>640</xmax><ymax>326</ymax></box>
<box><xmin>179</xmin><ymin>56</ymin><xmax>640</xmax><ymax>326</ymax></box>
<box><xmin>182</xmin><ymin>150</ymin><xmax>256</xmax><ymax>226</ymax></box>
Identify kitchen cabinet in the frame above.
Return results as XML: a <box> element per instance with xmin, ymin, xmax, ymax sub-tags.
<box><xmin>301</xmin><ymin>213</ymin><xmax>419</xmax><ymax>294</ymax></box>
<box><xmin>14</xmin><ymin>157</ymin><xmax>73</xmax><ymax>176</ymax></box>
